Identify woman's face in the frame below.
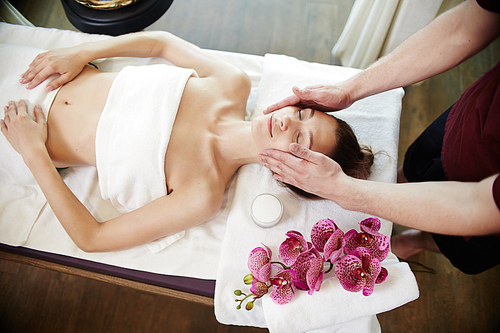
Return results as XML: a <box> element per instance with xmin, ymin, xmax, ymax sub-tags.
<box><xmin>252</xmin><ymin>107</ymin><xmax>338</xmax><ymax>155</ymax></box>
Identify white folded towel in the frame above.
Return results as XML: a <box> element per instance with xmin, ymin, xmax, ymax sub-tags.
<box><xmin>214</xmin><ymin>54</ymin><xmax>418</xmax><ymax>332</ymax></box>
<box><xmin>96</xmin><ymin>64</ymin><xmax>197</xmax><ymax>252</ymax></box>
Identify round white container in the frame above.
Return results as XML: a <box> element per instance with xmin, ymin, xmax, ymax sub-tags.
<box><xmin>251</xmin><ymin>193</ymin><xmax>283</xmax><ymax>228</ymax></box>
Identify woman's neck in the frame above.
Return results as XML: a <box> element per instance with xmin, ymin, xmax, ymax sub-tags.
<box><xmin>214</xmin><ymin>119</ymin><xmax>259</xmax><ymax>169</ymax></box>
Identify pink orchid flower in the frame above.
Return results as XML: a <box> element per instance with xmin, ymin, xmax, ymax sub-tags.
<box><xmin>278</xmin><ymin>230</ymin><xmax>311</xmax><ymax>266</ymax></box>
<box><xmin>250</xmin><ymin>279</ymin><xmax>269</xmax><ymax>299</ymax></box>
<box><xmin>270</xmin><ymin>269</ymin><xmax>296</xmax><ymax>305</ymax></box>
<box><xmin>290</xmin><ymin>247</ymin><xmax>324</xmax><ymax>295</ymax></box>
<box><xmin>334</xmin><ymin>247</ymin><xmax>388</xmax><ymax>296</ymax></box>
<box><xmin>247</xmin><ymin>245</ymin><xmax>272</xmax><ymax>283</ymax></box>
<box><xmin>343</xmin><ymin>218</ymin><xmax>390</xmax><ymax>261</ymax></box>
<box><xmin>311</xmin><ymin>218</ymin><xmax>345</xmax><ymax>262</ymax></box>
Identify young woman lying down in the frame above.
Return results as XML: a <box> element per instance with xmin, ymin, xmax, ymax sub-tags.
<box><xmin>1</xmin><ymin>31</ymin><xmax>373</xmax><ymax>252</ymax></box>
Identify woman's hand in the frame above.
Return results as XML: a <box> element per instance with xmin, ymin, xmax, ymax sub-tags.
<box><xmin>258</xmin><ymin>143</ymin><xmax>346</xmax><ymax>200</ymax></box>
<box><xmin>264</xmin><ymin>84</ymin><xmax>353</xmax><ymax>114</ymax></box>
<box><xmin>1</xmin><ymin>100</ymin><xmax>48</xmax><ymax>161</ymax></box>
<box><xmin>20</xmin><ymin>46</ymin><xmax>88</xmax><ymax>91</ymax></box>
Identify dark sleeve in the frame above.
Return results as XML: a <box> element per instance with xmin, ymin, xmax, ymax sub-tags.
<box><xmin>476</xmin><ymin>0</ymin><xmax>500</xmax><ymax>13</ymax></box>
<box><xmin>493</xmin><ymin>174</ymin><xmax>500</xmax><ymax>211</ymax></box>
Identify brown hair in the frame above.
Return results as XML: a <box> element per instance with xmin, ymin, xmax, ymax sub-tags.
<box><xmin>283</xmin><ymin>114</ymin><xmax>374</xmax><ymax>199</ymax></box>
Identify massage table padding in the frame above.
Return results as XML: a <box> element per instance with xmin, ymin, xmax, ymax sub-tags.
<box><xmin>0</xmin><ymin>23</ymin><xmax>418</xmax><ymax>332</ymax></box>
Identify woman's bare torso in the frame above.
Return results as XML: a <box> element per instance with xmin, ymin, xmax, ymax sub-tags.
<box><xmin>47</xmin><ymin>64</ymin><xmax>245</xmax><ymax>194</ymax></box>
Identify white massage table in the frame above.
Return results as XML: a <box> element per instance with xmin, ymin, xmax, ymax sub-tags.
<box><xmin>0</xmin><ymin>23</ymin><xmax>418</xmax><ymax>333</ymax></box>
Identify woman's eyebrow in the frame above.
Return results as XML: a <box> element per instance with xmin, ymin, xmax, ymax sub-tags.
<box><xmin>307</xmin><ymin>109</ymin><xmax>315</xmax><ymax>149</ymax></box>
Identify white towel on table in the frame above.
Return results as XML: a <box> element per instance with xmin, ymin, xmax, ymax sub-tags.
<box><xmin>214</xmin><ymin>54</ymin><xmax>418</xmax><ymax>332</ymax></box>
<box><xmin>0</xmin><ymin>23</ymin><xmax>263</xmax><ymax>280</ymax></box>
<box><xmin>0</xmin><ymin>44</ymin><xmax>61</xmax><ymax>246</ymax></box>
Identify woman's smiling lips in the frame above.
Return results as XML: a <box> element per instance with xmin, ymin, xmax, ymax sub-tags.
<box><xmin>268</xmin><ymin>114</ymin><xmax>274</xmax><ymax>137</ymax></box>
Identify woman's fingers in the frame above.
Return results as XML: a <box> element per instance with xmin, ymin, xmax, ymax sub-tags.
<box><xmin>23</xmin><ymin>65</ymin><xmax>55</xmax><ymax>90</ymax></box>
<box><xmin>3</xmin><ymin>100</ymin><xmax>38</xmax><ymax>121</ymax></box>
<box><xmin>3</xmin><ymin>101</ymin><xmax>17</xmax><ymax>119</ymax></box>
<box><xmin>45</xmin><ymin>73</ymin><xmax>72</xmax><ymax>92</ymax></box>
<box><xmin>20</xmin><ymin>51</ymin><xmax>66</xmax><ymax>90</ymax></box>
<box><xmin>33</xmin><ymin>104</ymin><xmax>45</xmax><ymax>124</ymax></box>
<box><xmin>16</xmin><ymin>100</ymin><xmax>29</xmax><ymax>115</ymax></box>
<box><xmin>1</xmin><ymin>101</ymin><xmax>48</xmax><ymax>152</ymax></box>
<box><xmin>20</xmin><ymin>53</ymin><xmax>47</xmax><ymax>84</ymax></box>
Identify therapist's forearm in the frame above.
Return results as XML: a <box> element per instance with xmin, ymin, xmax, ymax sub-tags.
<box><xmin>331</xmin><ymin>174</ymin><xmax>500</xmax><ymax>236</ymax></box>
<box><xmin>341</xmin><ymin>0</ymin><xmax>500</xmax><ymax>102</ymax></box>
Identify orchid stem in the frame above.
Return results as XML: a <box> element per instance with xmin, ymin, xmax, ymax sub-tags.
<box><xmin>324</xmin><ymin>260</ymin><xmax>334</xmax><ymax>274</ymax></box>
<box><xmin>236</xmin><ymin>293</ymin><xmax>255</xmax><ymax>310</ymax></box>
<box><xmin>271</xmin><ymin>261</ymin><xmax>289</xmax><ymax>270</ymax></box>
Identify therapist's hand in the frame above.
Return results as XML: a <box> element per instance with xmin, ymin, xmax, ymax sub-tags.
<box><xmin>264</xmin><ymin>85</ymin><xmax>353</xmax><ymax>114</ymax></box>
<box><xmin>258</xmin><ymin>143</ymin><xmax>345</xmax><ymax>200</ymax></box>
<box><xmin>20</xmin><ymin>46</ymin><xmax>88</xmax><ymax>92</ymax></box>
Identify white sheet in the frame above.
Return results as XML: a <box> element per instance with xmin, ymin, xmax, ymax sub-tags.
<box><xmin>0</xmin><ymin>44</ymin><xmax>61</xmax><ymax>246</ymax></box>
<box><xmin>0</xmin><ymin>23</ymin><xmax>418</xmax><ymax>332</ymax></box>
<box><xmin>0</xmin><ymin>23</ymin><xmax>262</xmax><ymax>279</ymax></box>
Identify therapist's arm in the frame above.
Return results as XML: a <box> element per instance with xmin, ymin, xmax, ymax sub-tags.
<box><xmin>258</xmin><ymin>145</ymin><xmax>500</xmax><ymax>236</ymax></box>
<box><xmin>265</xmin><ymin>0</ymin><xmax>500</xmax><ymax>114</ymax></box>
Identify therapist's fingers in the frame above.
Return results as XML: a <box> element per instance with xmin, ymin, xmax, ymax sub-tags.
<box><xmin>264</xmin><ymin>93</ymin><xmax>301</xmax><ymax>114</ymax></box>
<box><xmin>287</xmin><ymin>143</ymin><xmax>325</xmax><ymax>163</ymax></box>
<box><xmin>260</xmin><ymin>144</ymin><xmax>345</xmax><ymax>197</ymax></box>
<box><xmin>258</xmin><ymin>148</ymin><xmax>307</xmax><ymax>186</ymax></box>
<box><xmin>297</xmin><ymin>85</ymin><xmax>354</xmax><ymax>111</ymax></box>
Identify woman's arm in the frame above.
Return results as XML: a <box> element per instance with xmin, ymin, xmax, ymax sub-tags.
<box><xmin>1</xmin><ymin>101</ymin><xmax>222</xmax><ymax>252</ymax></box>
<box><xmin>22</xmin><ymin>31</ymin><xmax>246</xmax><ymax>91</ymax></box>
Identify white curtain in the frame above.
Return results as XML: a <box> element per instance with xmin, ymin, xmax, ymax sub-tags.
<box><xmin>0</xmin><ymin>0</ymin><xmax>34</xmax><ymax>26</ymax></box>
<box><xmin>332</xmin><ymin>0</ymin><xmax>443</xmax><ymax>69</ymax></box>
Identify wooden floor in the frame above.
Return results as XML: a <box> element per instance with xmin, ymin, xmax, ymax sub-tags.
<box><xmin>2</xmin><ymin>0</ymin><xmax>500</xmax><ymax>332</ymax></box>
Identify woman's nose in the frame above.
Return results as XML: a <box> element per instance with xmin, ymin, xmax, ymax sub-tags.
<box><xmin>280</xmin><ymin>115</ymin><xmax>294</xmax><ymax>131</ymax></box>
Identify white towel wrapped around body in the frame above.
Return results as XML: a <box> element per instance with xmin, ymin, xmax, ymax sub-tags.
<box><xmin>96</xmin><ymin>64</ymin><xmax>196</xmax><ymax>213</ymax></box>
<box><xmin>95</xmin><ymin>64</ymin><xmax>197</xmax><ymax>251</ymax></box>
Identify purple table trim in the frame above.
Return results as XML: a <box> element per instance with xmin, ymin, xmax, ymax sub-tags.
<box><xmin>0</xmin><ymin>243</ymin><xmax>215</xmax><ymax>298</ymax></box>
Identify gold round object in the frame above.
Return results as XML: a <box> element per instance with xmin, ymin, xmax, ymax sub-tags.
<box><xmin>74</xmin><ymin>0</ymin><xmax>141</xmax><ymax>10</ymax></box>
